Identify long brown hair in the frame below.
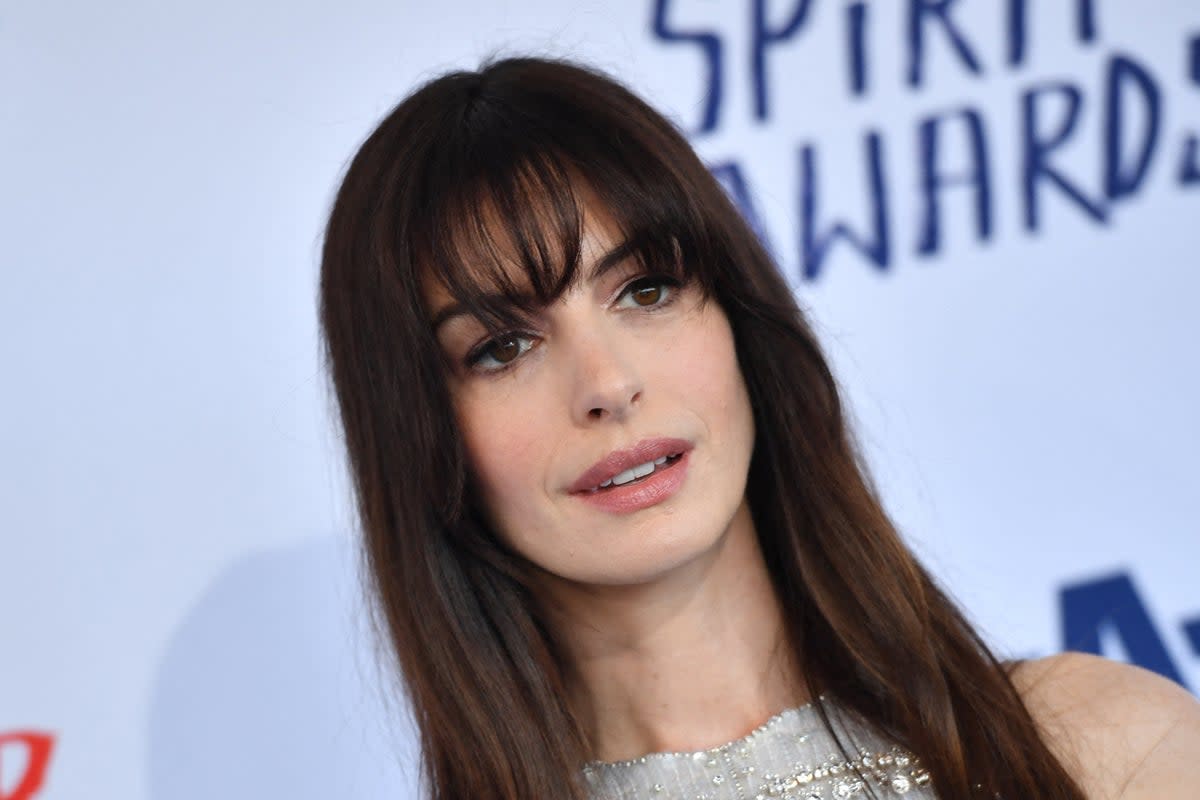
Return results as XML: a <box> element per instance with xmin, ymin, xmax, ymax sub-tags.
<box><xmin>319</xmin><ymin>57</ymin><xmax>1085</xmax><ymax>799</ymax></box>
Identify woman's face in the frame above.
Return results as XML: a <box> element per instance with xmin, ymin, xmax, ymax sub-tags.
<box><xmin>427</xmin><ymin>206</ymin><xmax>756</xmax><ymax>589</ymax></box>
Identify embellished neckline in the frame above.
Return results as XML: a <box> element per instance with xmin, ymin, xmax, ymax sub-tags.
<box><xmin>581</xmin><ymin>698</ymin><xmax>934</xmax><ymax>798</ymax></box>
<box><xmin>582</xmin><ymin>696</ymin><xmax>823</xmax><ymax>771</ymax></box>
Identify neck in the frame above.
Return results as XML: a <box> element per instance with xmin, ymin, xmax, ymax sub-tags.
<box><xmin>541</xmin><ymin>501</ymin><xmax>807</xmax><ymax>763</ymax></box>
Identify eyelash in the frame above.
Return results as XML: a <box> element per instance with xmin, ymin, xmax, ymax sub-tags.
<box><xmin>464</xmin><ymin>274</ymin><xmax>684</xmax><ymax>374</ymax></box>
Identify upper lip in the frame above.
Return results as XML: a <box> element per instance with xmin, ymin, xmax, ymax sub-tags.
<box><xmin>568</xmin><ymin>437</ymin><xmax>692</xmax><ymax>493</ymax></box>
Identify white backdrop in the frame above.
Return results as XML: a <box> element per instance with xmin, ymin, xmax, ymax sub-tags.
<box><xmin>2</xmin><ymin>2</ymin><xmax>1197</xmax><ymax>798</ymax></box>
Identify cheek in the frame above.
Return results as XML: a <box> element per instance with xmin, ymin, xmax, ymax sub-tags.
<box><xmin>454</xmin><ymin>388</ymin><xmax>552</xmax><ymax>522</ymax></box>
<box><xmin>662</xmin><ymin>307</ymin><xmax>751</xmax><ymax>433</ymax></box>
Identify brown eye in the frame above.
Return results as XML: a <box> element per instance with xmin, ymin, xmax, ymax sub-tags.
<box><xmin>488</xmin><ymin>337</ymin><xmax>522</xmax><ymax>364</ymax></box>
<box><xmin>618</xmin><ymin>276</ymin><xmax>678</xmax><ymax>309</ymax></box>
<box><xmin>466</xmin><ymin>333</ymin><xmax>536</xmax><ymax>372</ymax></box>
<box><xmin>631</xmin><ymin>283</ymin><xmax>662</xmax><ymax>306</ymax></box>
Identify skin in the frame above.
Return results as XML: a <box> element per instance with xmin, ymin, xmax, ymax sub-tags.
<box><xmin>426</xmin><ymin>201</ymin><xmax>1200</xmax><ymax>789</ymax></box>
<box><xmin>1012</xmin><ymin>653</ymin><xmax>1200</xmax><ymax>799</ymax></box>
<box><xmin>427</xmin><ymin>204</ymin><xmax>804</xmax><ymax>761</ymax></box>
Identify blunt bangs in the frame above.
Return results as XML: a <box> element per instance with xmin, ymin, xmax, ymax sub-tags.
<box><xmin>407</xmin><ymin>60</ymin><xmax>721</xmax><ymax>335</ymax></box>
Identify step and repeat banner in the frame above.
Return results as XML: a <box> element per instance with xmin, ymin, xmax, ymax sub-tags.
<box><xmin>3</xmin><ymin>2</ymin><xmax>1197</xmax><ymax>798</ymax></box>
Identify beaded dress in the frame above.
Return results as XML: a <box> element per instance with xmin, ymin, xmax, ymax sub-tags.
<box><xmin>582</xmin><ymin>701</ymin><xmax>936</xmax><ymax>800</ymax></box>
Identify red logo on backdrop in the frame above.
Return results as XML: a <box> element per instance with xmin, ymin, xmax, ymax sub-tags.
<box><xmin>0</xmin><ymin>732</ymin><xmax>54</xmax><ymax>800</ymax></box>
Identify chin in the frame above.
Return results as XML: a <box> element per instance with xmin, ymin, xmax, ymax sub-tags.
<box><xmin>582</xmin><ymin>510</ymin><xmax>738</xmax><ymax>588</ymax></box>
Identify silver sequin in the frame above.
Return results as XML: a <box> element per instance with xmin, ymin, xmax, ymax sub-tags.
<box><xmin>582</xmin><ymin>702</ymin><xmax>938</xmax><ymax>799</ymax></box>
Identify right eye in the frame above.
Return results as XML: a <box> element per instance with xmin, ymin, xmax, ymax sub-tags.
<box><xmin>466</xmin><ymin>333</ymin><xmax>537</xmax><ymax>372</ymax></box>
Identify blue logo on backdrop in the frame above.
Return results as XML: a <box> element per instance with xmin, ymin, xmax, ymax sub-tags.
<box><xmin>1061</xmin><ymin>571</ymin><xmax>1199</xmax><ymax>689</ymax></box>
<box><xmin>651</xmin><ymin>0</ymin><xmax>1200</xmax><ymax>281</ymax></box>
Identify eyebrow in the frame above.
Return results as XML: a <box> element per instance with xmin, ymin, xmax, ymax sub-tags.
<box><xmin>429</xmin><ymin>238</ymin><xmax>638</xmax><ymax>334</ymax></box>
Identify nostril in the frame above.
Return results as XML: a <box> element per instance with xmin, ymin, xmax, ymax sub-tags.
<box><xmin>588</xmin><ymin>407</ymin><xmax>605</xmax><ymax>419</ymax></box>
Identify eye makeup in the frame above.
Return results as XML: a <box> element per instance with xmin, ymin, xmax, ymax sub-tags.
<box><xmin>460</xmin><ymin>272</ymin><xmax>685</xmax><ymax>376</ymax></box>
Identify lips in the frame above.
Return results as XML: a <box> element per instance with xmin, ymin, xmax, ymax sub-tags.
<box><xmin>568</xmin><ymin>437</ymin><xmax>693</xmax><ymax>493</ymax></box>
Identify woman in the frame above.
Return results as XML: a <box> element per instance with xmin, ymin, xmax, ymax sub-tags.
<box><xmin>318</xmin><ymin>57</ymin><xmax>1198</xmax><ymax>799</ymax></box>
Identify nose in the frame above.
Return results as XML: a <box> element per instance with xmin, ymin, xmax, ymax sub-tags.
<box><xmin>565</xmin><ymin>326</ymin><xmax>643</xmax><ymax>425</ymax></box>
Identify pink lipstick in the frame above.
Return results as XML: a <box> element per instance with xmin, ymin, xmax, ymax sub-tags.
<box><xmin>568</xmin><ymin>437</ymin><xmax>692</xmax><ymax>514</ymax></box>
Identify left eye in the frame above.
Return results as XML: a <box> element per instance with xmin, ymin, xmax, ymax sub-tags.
<box><xmin>616</xmin><ymin>276</ymin><xmax>677</xmax><ymax>308</ymax></box>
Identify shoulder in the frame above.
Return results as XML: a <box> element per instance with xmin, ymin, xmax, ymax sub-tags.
<box><xmin>1009</xmin><ymin>652</ymin><xmax>1200</xmax><ymax>799</ymax></box>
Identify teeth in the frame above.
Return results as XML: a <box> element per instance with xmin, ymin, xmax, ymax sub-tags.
<box><xmin>611</xmin><ymin>459</ymin><xmax>657</xmax><ymax>487</ymax></box>
<box><xmin>592</xmin><ymin>453</ymin><xmax>681</xmax><ymax>491</ymax></box>
<box><xmin>610</xmin><ymin>465</ymin><xmax>639</xmax><ymax>486</ymax></box>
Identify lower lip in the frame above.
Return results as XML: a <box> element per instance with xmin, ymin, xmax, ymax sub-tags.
<box><xmin>571</xmin><ymin>451</ymin><xmax>691</xmax><ymax>514</ymax></box>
